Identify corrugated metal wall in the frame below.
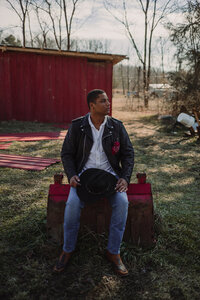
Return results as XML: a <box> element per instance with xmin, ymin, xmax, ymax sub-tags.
<box><xmin>0</xmin><ymin>51</ymin><xmax>113</xmax><ymax>123</ymax></box>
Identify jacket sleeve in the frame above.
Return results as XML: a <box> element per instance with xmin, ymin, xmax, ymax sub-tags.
<box><xmin>61</xmin><ymin>124</ymin><xmax>78</xmax><ymax>182</ymax></box>
<box><xmin>119</xmin><ymin>123</ymin><xmax>134</xmax><ymax>184</ymax></box>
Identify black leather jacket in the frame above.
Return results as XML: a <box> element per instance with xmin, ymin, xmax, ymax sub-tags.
<box><xmin>61</xmin><ymin>113</ymin><xmax>134</xmax><ymax>184</ymax></box>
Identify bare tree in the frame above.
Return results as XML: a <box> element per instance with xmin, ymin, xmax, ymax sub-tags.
<box><xmin>31</xmin><ymin>0</ymin><xmax>87</xmax><ymax>50</ymax></box>
<box><xmin>27</xmin><ymin>10</ymin><xmax>33</xmax><ymax>47</ymax></box>
<box><xmin>167</xmin><ymin>0</ymin><xmax>200</xmax><ymax>111</ymax></box>
<box><xmin>104</xmin><ymin>0</ymin><xmax>173</xmax><ymax>107</ymax></box>
<box><xmin>6</xmin><ymin>0</ymin><xmax>31</xmax><ymax>47</ymax></box>
<box><xmin>120</xmin><ymin>63</ymin><xmax>125</xmax><ymax>95</ymax></box>
<box><xmin>74</xmin><ymin>38</ymin><xmax>111</xmax><ymax>53</ymax></box>
<box><xmin>158</xmin><ymin>36</ymin><xmax>169</xmax><ymax>82</ymax></box>
<box><xmin>61</xmin><ymin>0</ymin><xmax>79</xmax><ymax>50</ymax></box>
<box><xmin>41</xmin><ymin>0</ymin><xmax>63</xmax><ymax>49</ymax></box>
<box><xmin>33</xmin><ymin>34</ymin><xmax>56</xmax><ymax>49</ymax></box>
<box><xmin>31</xmin><ymin>1</ymin><xmax>51</xmax><ymax>48</ymax></box>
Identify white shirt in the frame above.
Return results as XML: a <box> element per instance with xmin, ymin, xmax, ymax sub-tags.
<box><xmin>82</xmin><ymin>114</ymin><xmax>116</xmax><ymax>176</ymax></box>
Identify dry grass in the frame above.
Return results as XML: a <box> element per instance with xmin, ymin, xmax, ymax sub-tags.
<box><xmin>0</xmin><ymin>92</ymin><xmax>200</xmax><ymax>299</ymax></box>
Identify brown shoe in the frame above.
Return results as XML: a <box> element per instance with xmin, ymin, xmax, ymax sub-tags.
<box><xmin>106</xmin><ymin>250</ymin><xmax>128</xmax><ymax>277</ymax></box>
<box><xmin>53</xmin><ymin>251</ymin><xmax>72</xmax><ymax>272</ymax></box>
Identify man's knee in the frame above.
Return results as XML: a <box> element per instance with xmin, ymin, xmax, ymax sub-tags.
<box><xmin>67</xmin><ymin>187</ymin><xmax>84</xmax><ymax>208</ymax></box>
<box><xmin>64</xmin><ymin>188</ymin><xmax>84</xmax><ymax>220</ymax></box>
<box><xmin>110</xmin><ymin>192</ymin><xmax>129</xmax><ymax>209</ymax></box>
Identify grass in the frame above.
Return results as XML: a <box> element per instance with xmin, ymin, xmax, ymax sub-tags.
<box><xmin>0</xmin><ymin>101</ymin><xmax>200</xmax><ymax>299</ymax></box>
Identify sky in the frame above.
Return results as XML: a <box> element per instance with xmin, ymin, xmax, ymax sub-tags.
<box><xmin>0</xmin><ymin>0</ymin><xmax>186</xmax><ymax>70</ymax></box>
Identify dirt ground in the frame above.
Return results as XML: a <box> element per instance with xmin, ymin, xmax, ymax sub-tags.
<box><xmin>112</xmin><ymin>92</ymin><xmax>170</xmax><ymax>136</ymax></box>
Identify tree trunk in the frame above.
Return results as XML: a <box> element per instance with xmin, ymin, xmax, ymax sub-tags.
<box><xmin>137</xmin><ymin>66</ymin><xmax>141</xmax><ymax>96</ymax></box>
<box><xmin>22</xmin><ymin>18</ymin><xmax>26</xmax><ymax>47</ymax></box>
<box><xmin>67</xmin><ymin>33</ymin><xmax>70</xmax><ymax>50</ymax></box>
<box><xmin>143</xmin><ymin>62</ymin><xmax>148</xmax><ymax>108</ymax></box>
<box><xmin>127</xmin><ymin>64</ymin><xmax>130</xmax><ymax>92</ymax></box>
<box><xmin>143</xmin><ymin>1</ymin><xmax>149</xmax><ymax>108</ymax></box>
<box><xmin>120</xmin><ymin>64</ymin><xmax>125</xmax><ymax>95</ymax></box>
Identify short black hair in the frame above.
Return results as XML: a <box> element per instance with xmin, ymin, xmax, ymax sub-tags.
<box><xmin>87</xmin><ymin>89</ymin><xmax>105</xmax><ymax>109</ymax></box>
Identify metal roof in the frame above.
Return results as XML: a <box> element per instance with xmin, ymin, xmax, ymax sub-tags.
<box><xmin>0</xmin><ymin>45</ymin><xmax>127</xmax><ymax>65</ymax></box>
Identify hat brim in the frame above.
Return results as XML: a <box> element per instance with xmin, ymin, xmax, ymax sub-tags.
<box><xmin>77</xmin><ymin>168</ymin><xmax>117</xmax><ymax>202</ymax></box>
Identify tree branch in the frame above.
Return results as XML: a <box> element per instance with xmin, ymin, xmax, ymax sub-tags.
<box><xmin>6</xmin><ymin>0</ymin><xmax>23</xmax><ymax>21</ymax></box>
<box><xmin>123</xmin><ymin>0</ymin><xmax>144</xmax><ymax>65</ymax></box>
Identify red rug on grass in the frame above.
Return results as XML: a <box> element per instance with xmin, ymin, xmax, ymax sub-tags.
<box><xmin>0</xmin><ymin>143</ymin><xmax>12</xmax><ymax>149</ymax></box>
<box><xmin>0</xmin><ymin>131</ymin><xmax>67</xmax><ymax>142</ymax></box>
<box><xmin>0</xmin><ymin>154</ymin><xmax>60</xmax><ymax>170</ymax></box>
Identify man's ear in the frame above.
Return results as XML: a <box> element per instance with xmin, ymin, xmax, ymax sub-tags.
<box><xmin>90</xmin><ymin>102</ymin><xmax>95</xmax><ymax>110</ymax></box>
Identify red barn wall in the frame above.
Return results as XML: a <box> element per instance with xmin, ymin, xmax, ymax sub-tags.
<box><xmin>0</xmin><ymin>51</ymin><xmax>113</xmax><ymax>123</ymax></box>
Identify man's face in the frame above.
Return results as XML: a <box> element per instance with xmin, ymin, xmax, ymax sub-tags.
<box><xmin>90</xmin><ymin>93</ymin><xmax>110</xmax><ymax>116</ymax></box>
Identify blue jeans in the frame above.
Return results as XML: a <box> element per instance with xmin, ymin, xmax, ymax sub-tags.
<box><xmin>63</xmin><ymin>187</ymin><xmax>129</xmax><ymax>254</ymax></box>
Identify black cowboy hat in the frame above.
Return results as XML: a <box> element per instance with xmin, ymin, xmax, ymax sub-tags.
<box><xmin>77</xmin><ymin>168</ymin><xmax>117</xmax><ymax>202</ymax></box>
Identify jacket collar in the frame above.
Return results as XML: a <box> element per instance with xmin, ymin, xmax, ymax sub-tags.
<box><xmin>80</xmin><ymin>113</ymin><xmax>114</xmax><ymax>139</ymax></box>
<box><xmin>103</xmin><ymin>116</ymin><xmax>114</xmax><ymax>138</ymax></box>
<box><xmin>80</xmin><ymin>113</ymin><xmax>92</xmax><ymax>139</ymax></box>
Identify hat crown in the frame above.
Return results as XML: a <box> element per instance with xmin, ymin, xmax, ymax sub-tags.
<box><xmin>77</xmin><ymin>168</ymin><xmax>117</xmax><ymax>202</ymax></box>
<box><xmin>86</xmin><ymin>172</ymin><xmax>110</xmax><ymax>194</ymax></box>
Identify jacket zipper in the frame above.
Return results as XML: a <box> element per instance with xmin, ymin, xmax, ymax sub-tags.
<box><xmin>79</xmin><ymin>134</ymin><xmax>86</xmax><ymax>170</ymax></box>
<box><xmin>102</xmin><ymin>132</ymin><xmax>113</xmax><ymax>156</ymax></box>
<box><xmin>102</xmin><ymin>133</ymin><xmax>112</xmax><ymax>140</ymax></box>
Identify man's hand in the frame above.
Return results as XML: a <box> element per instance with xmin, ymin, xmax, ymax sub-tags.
<box><xmin>70</xmin><ymin>175</ymin><xmax>81</xmax><ymax>187</ymax></box>
<box><xmin>115</xmin><ymin>178</ymin><xmax>128</xmax><ymax>193</ymax></box>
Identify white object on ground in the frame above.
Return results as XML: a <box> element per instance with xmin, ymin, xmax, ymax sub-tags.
<box><xmin>177</xmin><ymin>113</ymin><xmax>195</xmax><ymax>128</ymax></box>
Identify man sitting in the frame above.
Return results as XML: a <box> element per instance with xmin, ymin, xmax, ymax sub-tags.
<box><xmin>54</xmin><ymin>89</ymin><xmax>134</xmax><ymax>276</ymax></box>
